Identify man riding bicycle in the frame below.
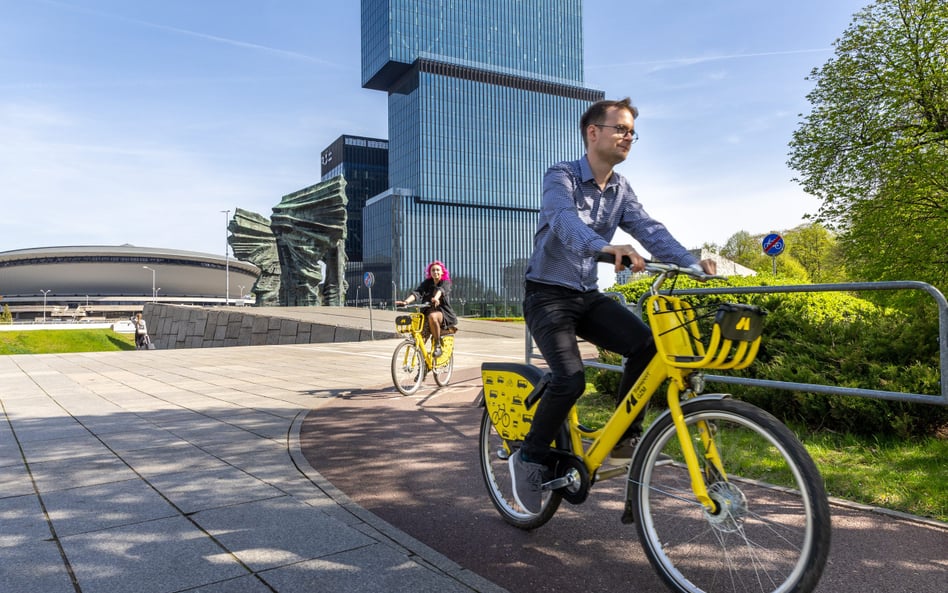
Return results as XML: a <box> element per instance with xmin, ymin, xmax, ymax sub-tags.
<box><xmin>510</xmin><ymin>97</ymin><xmax>716</xmax><ymax>514</ymax></box>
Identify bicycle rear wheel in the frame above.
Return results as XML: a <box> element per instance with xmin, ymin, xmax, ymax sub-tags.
<box><xmin>628</xmin><ymin>398</ymin><xmax>830</xmax><ymax>593</ymax></box>
<box><xmin>391</xmin><ymin>341</ymin><xmax>425</xmax><ymax>396</ymax></box>
<box><xmin>432</xmin><ymin>352</ymin><xmax>454</xmax><ymax>386</ymax></box>
<box><xmin>478</xmin><ymin>407</ymin><xmax>561</xmax><ymax>529</ymax></box>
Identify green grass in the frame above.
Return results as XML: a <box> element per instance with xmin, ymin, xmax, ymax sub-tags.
<box><xmin>799</xmin><ymin>428</ymin><xmax>947</xmax><ymax>522</ymax></box>
<box><xmin>578</xmin><ymin>383</ymin><xmax>948</xmax><ymax>522</ymax></box>
<box><xmin>0</xmin><ymin>329</ymin><xmax>136</xmax><ymax>354</ymax></box>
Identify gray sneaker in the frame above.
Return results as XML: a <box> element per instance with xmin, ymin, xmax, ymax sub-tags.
<box><xmin>610</xmin><ymin>436</ymin><xmax>640</xmax><ymax>460</ymax></box>
<box><xmin>509</xmin><ymin>450</ymin><xmax>546</xmax><ymax>514</ymax></box>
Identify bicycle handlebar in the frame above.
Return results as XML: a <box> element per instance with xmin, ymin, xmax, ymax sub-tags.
<box><xmin>595</xmin><ymin>252</ymin><xmax>726</xmax><ymax>283</ymax></box>
<box><xmin>397</xmin><ymin>302</ymin><xmax>431</xmax><ymax>311</ymax></box>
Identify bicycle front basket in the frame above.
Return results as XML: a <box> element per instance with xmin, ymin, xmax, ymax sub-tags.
<box><xmin>700</xmin><ymin>303</ymin><xmax>767</xmax><ymax>370</ymax></box>
<box><xmin>648</xmin><ymin>296</ymin><xmax>766</xmax><ymax>371</ymax></box>
<box><xmin>395</xmin><ymin>315</ymin><xmax>414</xmax><ymax>333</ymax></box>
<box><xmin>395</xmin><ymin>313</ymin><xmax>425</xmax><ymax>334</ymax></box>
<box><xmin>715</xmin><ymin>303</ymin><xmax>765</xmax><ymax>341</ymax></box>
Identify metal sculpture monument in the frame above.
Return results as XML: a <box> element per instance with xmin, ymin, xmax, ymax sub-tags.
<box><xmin>227</xmin><ymin>176</ymin><xmax>349</xmax><ymax>306</ymax></box>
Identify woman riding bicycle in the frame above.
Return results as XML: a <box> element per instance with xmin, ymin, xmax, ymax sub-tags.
<box><xmin>395</xmin><ymin>260</ymin><xmax>458</xmax><ymax>357</ymax></box>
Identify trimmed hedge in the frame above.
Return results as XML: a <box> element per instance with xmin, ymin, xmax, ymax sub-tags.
<box><xmin>592</xmin><ymin>275</ymin><xmax>946</xmax><ymax>438</ymax></box>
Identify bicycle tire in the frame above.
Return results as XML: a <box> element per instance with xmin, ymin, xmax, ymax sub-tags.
<box><xmin>432</xmin><ymin>352</ymin><xmax>454</xmax><ymax>386</ymax></box>
<box><xmin>478</xmin><ymin>407</ymin><xmax>561</xmax><ymax>529</ymax></box>
<box><xmin>627</xmin><ymin>397</ymin><xmax>831</xmax><ymax>593</ymax></box>
<box><xmin>391</xmin><ymin>341</ymin><xmax>425</xmax><ymax>396</ymax></box>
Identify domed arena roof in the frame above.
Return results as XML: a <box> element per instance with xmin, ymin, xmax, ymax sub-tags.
<box><xmin>0</xmin><ymin>245</ymin><xmax>260</xmax><ymax>311</ymax></box>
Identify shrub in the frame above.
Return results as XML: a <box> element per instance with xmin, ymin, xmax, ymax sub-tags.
<box><xmin>593</xmin><ymin>275</ymin><xmax>946</xmax><ymax>438</ymax></box>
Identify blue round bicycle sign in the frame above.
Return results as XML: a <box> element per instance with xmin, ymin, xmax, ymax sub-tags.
<box><xmin>762</xmin><ymin>233</ymin><xmax>785</xmax><ymax>257</ymax></box>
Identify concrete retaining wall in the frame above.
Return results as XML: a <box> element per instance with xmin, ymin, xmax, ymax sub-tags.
<box><xmin>142</xmin><ymin>304</ymin><xmax>396</xmax><ymax>349</ymax></box>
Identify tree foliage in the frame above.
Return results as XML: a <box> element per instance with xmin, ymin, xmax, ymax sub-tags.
<box><xmin>788</xmin><ymin>0</ymin><xmax>948</xmax><ymax>292</ymax></box>
<box><xmin>719</xmin><ymin>224</ymin><xmax>846</xmax><ymax>282</ymax></box>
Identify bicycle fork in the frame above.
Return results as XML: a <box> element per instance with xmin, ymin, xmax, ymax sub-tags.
<box><xmin>666</xmin><ymin>382</ymin><xmax>725</xmax><ymax>514</ymax></box>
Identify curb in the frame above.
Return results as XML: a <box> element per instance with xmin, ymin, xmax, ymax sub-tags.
<box><xmin>287</xmin><ymin>407</ymin><xmax>511</xmax><ymax>593</ymax></box>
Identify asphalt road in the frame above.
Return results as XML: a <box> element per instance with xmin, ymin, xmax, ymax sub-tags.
<box><xmin>300</xmin><ymin>371</ymin><xmax>948</xmax><ymax>593</ymax></box>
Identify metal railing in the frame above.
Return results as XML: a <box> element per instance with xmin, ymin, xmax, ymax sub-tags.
<box><xmin>525</xmin><ymin>281</ymin><xmax>947</xmax><ymax>406</ymax></box>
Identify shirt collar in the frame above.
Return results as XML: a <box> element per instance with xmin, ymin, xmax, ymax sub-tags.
<box><xmin>579</xmin><ymin>155</ymin><xmax>618</xmax><ymax>190</ymax></box>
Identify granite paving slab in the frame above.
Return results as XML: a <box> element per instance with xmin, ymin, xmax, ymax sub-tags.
<box><xmin>59</xmin><ymin>514</ymin><xmax>248</xmax><ymax>593</ymax></box>
<box><xmin>192</xmin><ymin>495</ymin><xmax>376</xmax><ymax>572</ymax></box>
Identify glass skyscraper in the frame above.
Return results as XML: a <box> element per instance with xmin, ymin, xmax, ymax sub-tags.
<box><xmin>361</xmin><ymin>0</ymin><xmax>602</xmax><ymax>314</ymax></box>
<box><xmin>320</xmin><ymin>134</ymin><xmax>390</xmax><ymax>264</ymax></box>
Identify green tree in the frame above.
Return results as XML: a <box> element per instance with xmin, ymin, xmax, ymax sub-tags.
<box><xmin>788</xmin><ymin>0</ymin><xmax>948</xmax><ymax>293</ymax></box>
<box><xmin>0</xmin><ymin>304</ymin><xmax>12</xmax><ymax>324</ymax></box>
<box><xmin>720</xmin><ymin>231</ymin><xmax>765</xmax><ymax>268</ymax></box>
<box><xmin>720</xmin><ymin>230</ymin><xmax>811</xmax><ymax>280</ymax></box>
<box><xmin>782</xmin><ymin>223</ymin><xmax>847</xmax><ymax>283</ymax></box>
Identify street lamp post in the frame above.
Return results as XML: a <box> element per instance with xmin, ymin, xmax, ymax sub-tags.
<box><xmin>143</xmin><ymin>266</ymin><xmax>156</xmax><ymax>302</ymax></box>
<box><xmin>238</xmin><ymin>285</ymin><xmax>245</xmax><ymax>301</ymax></box>
<box><xmin>40</xmin><ymin>289</ymin><xmax>50</xmax><ymax>322</ymax></box>
<box><xmin>155</xmin><ymin>288</ymin><xmax>161</xmax><ymax>300</ymax></box>
<box><xmin>221</xmin><ymin>209</ymin><xmax>231</xmax><ymax>305</ymax></box>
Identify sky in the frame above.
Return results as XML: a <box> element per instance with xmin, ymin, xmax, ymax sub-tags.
<box><xmin>1</xmin><ymin>0</ymin><xmax>868</xmax><ymax>273</ymax></box>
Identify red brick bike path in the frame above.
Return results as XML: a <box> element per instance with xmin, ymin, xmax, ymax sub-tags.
<box><xmin>299</xmin><ymin>370</ymin><xmax>948</xmax><ymax>593</ymax></box>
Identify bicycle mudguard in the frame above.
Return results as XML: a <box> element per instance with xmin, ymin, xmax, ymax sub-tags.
<box><xmin>481</xmin><ymin>362</ymin><xmax>549</xmax><ymax>441</ymax></box>
<box><xmin>644</xmin><ymin>393</ymin><xmax>732</xmax><ymax>429</ymax></box>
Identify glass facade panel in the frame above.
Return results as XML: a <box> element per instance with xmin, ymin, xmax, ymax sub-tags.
<box><xmin>320</xmin><ymin>135</ymin><xmax>389</xmax><ymax>263</ymax></box>
<box><xmin>360</xmin><ymin>0</ymin><xmax>603</xmax><ymax>309</ymax></box>
<box><xmin>363</xmin><ymin>0</ymin><xmax>585</xmax><ymax>88</ymax></box>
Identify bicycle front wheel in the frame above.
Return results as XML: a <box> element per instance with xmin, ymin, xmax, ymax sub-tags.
<box><xmin>478</xmin><ymin>407</ymin><xmax>561</xmax><ymax>530</ymax></box>
<box><xmin>432</xmin><ymin>352</ymin><xmax>454</xmax><ymax>386</ymax></box>
<box><xmin>391</xmin><ymin>341</ymin><xmax>425</xmax><ymax>396</ymax></box>
<box><xmin>628</xmin><ymin>398</ymin><xmax>830</xmax><ymax>593</ymax></box>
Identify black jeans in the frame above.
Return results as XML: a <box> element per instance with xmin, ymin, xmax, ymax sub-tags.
<box><xmin>521</xmin><ymin>281</ymin><xmax>656</xmax><ymax>464</ymax></box>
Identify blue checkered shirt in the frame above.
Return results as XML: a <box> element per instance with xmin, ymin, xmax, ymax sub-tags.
<box><xmin>525</xmin><ymin>156</ymin><xmax>699</xmax><ymax>292</ymax></box>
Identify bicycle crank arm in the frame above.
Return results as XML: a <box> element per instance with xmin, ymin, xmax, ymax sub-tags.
<box><xmin>542</xmin><ymin>474</ymin><xmax>576</xmax><ymax>491</ymax></box>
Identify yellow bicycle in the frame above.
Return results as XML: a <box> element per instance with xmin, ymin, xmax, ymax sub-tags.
<box><xmin>391</xmin><ymin>303</ymin><xmax>455</xmax><ymax>395</ymax></box>
<box><xmin>478</xmin><ymin>260</ymin><xmax>831</xmax><ymax>593</ymax></box>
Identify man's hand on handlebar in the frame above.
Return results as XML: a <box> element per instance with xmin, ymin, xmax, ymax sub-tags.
<box><xmin>602</xmin><ymin>244</ymin><xmax>646</xmax><ymax>273</ymax></box>
<box><xmin>697</xmin><ymin>258</ymin><xmax>717</xmax><ymax>277</ymax></box>
<box><xmin>596</xmin><ymin>252</ymin><xmax>725</xmax><ymax>282</ymax></box>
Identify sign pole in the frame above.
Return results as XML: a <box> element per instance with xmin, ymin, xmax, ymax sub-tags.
<box><xmin>368</xmin><ymin>286</ymin><xmax>374</xmax><ymax>340</ymax></box>
<box><xmin>364</xmin><ymin>272</ymin><xmax>376</xmax><ymax>340</ymax></box>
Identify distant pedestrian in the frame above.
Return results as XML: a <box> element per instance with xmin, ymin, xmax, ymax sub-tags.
<box><xmin>134</xmin><ymin>313</ymin><xmax>150</xmax><ymax>350</ymax></box>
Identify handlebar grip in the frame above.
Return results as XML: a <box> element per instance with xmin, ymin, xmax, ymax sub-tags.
<box><xmin>595</xmin><ymin>252</ymin><xmax>636</xmax><ymax>267</ymax></box>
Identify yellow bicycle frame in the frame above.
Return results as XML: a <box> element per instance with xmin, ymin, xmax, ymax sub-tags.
<box><xmin>484</xmin><ymin>291</ymin><xmax>764</xmax><ymax>513</ymax></box>
<box><xmin>396</xmin><ymin>312</ymin><xmax>453</xmax><ymax>370</ymax></box>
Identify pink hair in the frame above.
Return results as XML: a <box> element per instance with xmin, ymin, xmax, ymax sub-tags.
<box><xmin>425</xmin><ymin>260</ymin><xmax>450</xmax><ymax>282</ymax></box>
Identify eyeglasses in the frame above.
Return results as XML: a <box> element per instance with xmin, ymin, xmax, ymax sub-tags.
<box><xmin>594</xmin><ymin>124</ymin><xmax>639</xmax><ymax>143</ymax></box>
